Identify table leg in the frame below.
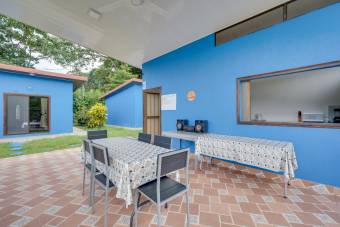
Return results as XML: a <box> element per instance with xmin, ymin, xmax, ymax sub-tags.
<box><xmin>284</xmin><ymin>176</ymin><xmax>288</xmax><ymax>198</ymax></box>
<box><xmin>195</xmin><ymin>154</ymin><xmax>202</xmax><ymax>170</ymax></box>
<box><xmin>283</xmin><ymin>152</ymin><xmax>289</xmax><ymax>198</ymax></box>
<box><xmin>199</xmin><ymin>156</ymin><xmax>203</xmax><ymax>170</ymax></box>
<box><xmin>208</xmin><ymin>157</ymin><xmax>212</xmax><ymax>164</ymax></box>
<box><xmin>194</xmin><ymin>155</ymin><xmax>198</xmax><ymax>170</ymax></box>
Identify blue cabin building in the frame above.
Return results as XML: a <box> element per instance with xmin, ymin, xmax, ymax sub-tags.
<box><xmin>102</xmin><ymin>78</ymin><xmax>143</xmax><ymax>128</ymax></box>
<box><xmin>0</xmin><ymin>64</ymin><xmax>87</xmax><ymax>138</ymax></box>
<box><xmin>142</xmin><ymin>4</ymin><xmax>340</xmax><ymax>187</ymax></box>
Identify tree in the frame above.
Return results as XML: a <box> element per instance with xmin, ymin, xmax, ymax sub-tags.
<box><xmin>86</xmin><ymin>58</ymin><xmax>140</xmax><ymax>93</ymax></box>
<box><xmin>0</xmin><ymin>13</ymin><xmax>141</xmax><ymax>81</ymax></box>
<box><xmin>0</xmin><ymin>13</ymin><xmax>103</xmax><ymax>69</ymax></box>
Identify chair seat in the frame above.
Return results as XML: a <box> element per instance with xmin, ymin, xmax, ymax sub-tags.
<box><xmin>85</xmin><ymin>163</ymin><xmax>99</xmax><ymax>172</ymax></box>
<box><xmin>95</xmin><ymin>173</ymin><xmax>114</xmax><ymax>188</ymax></box>
<box><xmin>137</xmin><ymin>176</ymin><xmax>186</xmax><ymax>203</ymax></box>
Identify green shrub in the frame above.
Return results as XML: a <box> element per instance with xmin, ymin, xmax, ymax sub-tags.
<box><xmin>73</xmin><ymin>89</ymin><xmax>102</xmax><ymax>126</ymax></box>
<box><xmin>75</xmin><ymin>107</ymin><xmax>89</xmax><ymax>126</ymax></box>
<box><xmin>87</xmin><ymin>103</ymin><xmax>107</xmax><ymax>128</ymax></box>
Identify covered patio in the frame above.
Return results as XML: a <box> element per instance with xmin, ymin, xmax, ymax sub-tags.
<box><xmin>1</xmin><ymin>0</ymin><xmax>340</xmax><ymax>226</ymax></box>
<box><xmin>0</xmin><ymin>148</ymin><xmax>339</xmax><ymax>227</ymax></box>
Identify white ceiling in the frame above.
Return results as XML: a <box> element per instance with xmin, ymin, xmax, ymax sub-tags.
<box><xmin>0</xmin><ymin>0</ymin><xmax>288</xmax><ymax>68</ymax></box>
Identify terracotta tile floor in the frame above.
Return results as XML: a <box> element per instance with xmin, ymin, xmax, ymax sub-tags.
<box><xmin>0</xmin><ymin>148</ymin><xmax>339</xmax><ymax>227</ymax></box>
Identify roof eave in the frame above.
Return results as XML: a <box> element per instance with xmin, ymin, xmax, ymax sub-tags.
<box><xmin>0</xmin><ymin>63</ymin><xmax>88</xmax><ymax>84</ymax></box>
<box><xmin>100</xmin><ymin>78</ymin><xmax>143</xmax><ymax>99</ymax></box>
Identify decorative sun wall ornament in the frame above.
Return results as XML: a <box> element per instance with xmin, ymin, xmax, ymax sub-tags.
<box><xmin>187</xmin><ymin>90</ymin><xmax>196</xmax><ymax>101</ymax></box>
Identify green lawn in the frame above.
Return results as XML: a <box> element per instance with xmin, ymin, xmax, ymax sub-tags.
<box><xmin>0</xmin><ymin>125</ymin><xmax>141</xmax><ymax>158</ymax></box>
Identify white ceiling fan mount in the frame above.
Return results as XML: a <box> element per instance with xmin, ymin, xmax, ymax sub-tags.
<box><xmin>96</xmin><ymin>0</ymin><xmax>168</xmax><ymax>19</ymax></box>
<box><xmin>130</xmin><ymin>0</ymin><xmax>144</xmax><ymax>7</ymax></box>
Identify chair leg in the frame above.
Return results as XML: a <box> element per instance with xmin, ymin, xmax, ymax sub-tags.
<box><xmin>157</xmin><ymin>204</ymin><xmax>162</xmax><ymax>227</ymax></box>
<box><xmin>91</xmin><ymin>180</ymin><xmax>96</xmax><ymax>214</ymax></box>
<box><xmin>104</xmin><ymin>187</ymin><xmax>109</xmax><ymax>227</ymax></box>
<box><xmin>134</xmin><ymin>191</ymin><xmax>140</xmax><ymax>227</ymax></box>
<box><xmin>185</xmin><ymin>191</ymin><xmax>190</xmax><ymax>227</ymax></box>
<box><xmin>89</xmin><ymin>172</ymin><xmax>94</xmax><ymax>207</ymax></box>
<box><xmin>82</xmin><ymin>166</ymin><xmax>86</xmax><ymax>196</ymax></box>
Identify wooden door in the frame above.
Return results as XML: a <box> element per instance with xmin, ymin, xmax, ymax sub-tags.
<box><xmin>143</xmin><ymin>87</ymin><xmax>161</xmax><ymax>135</ymax></box>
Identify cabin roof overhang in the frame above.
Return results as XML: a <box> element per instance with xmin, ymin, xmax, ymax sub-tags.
<box><xmin>0</xmin><ymin>0</ymin><xmax>289</xmax><ymax>68</ymax></box>
<box><xmin>0</xmin><ymin>63</ymin><xmax>88</xmax><ymax>90</ymax></box>
<box><xmin>100</xmin><ymin>78</ymin><xmax>142</xmax><ymax>99</ymax></box>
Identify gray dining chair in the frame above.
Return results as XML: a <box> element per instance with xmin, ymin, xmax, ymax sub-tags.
<box><xmin>90</xmin><ymin>143</ymin><xmax>115</xmax><ymax>227</ymax></box>
<box><xmin>134</xmin><ymin>148</ymin><xmax>190</xmax><ymax>227</ymax></box>
<box><xmin>87</xmin><ymin>130</ymin><xmax>108</xmax><ymax>140</ymax></box>
<box><xmin>153</xmin><ymin>135</ymin><xmax>171</xmax><ymax>149</ymax></box>
<box><xmin>83</xmin><ymin>130</ymin><xmax>107</xmax><ymax>206</ymax></box>
<box><xmin>82</xmin><ymin>139</ymin><xmax>99</xmax><ymax>206</ymax></box>
<box><xmin>138</xmin><ymin>132</ymin><xmax>152</xmax><ymax>143</ymax></box>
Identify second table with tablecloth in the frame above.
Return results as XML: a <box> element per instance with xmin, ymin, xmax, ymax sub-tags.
<box><xmin>195</xmin><ymin>134</ymin><xmax>298</xmax><ymax>179</ymax></box>
<box><xmin>163</xmin><ymin>131</ymin><xmax>298</xmax><ymax>197</ymax></box>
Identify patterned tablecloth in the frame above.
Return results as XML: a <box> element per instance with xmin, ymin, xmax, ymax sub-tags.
<box><xmin>89</xmin><ymin>137</ymin><xmax>170</xmax><ymax>206</ymax></box>
<box><xmin>195</xmin><ymin>134</ymin><xmax>298</xmax><ymax>179</ymax></box>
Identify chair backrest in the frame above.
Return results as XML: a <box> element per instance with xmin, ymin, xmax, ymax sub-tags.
<box><xmin>156</xmin><ymin>148</ymin><xmax>190</xmax><ymax>203</ymax></box>
<box><xmin>157</xmin><ymin>148</ymin><xmax>189</xmax><ymax>177</ymax></box>
<box><xmin>154</xmin><ymin>135</ymin><xmax>171</xmax><ymax>149</ymax></box>
<box><xmin>87</xmin><ymin>130</ymin><xmax>108</xmax><ymax>140</ymax></box>
<box><xmin>138</xmin><ymin>132</ymin><xmax>152</xmax><ymax>143</ymax></box>
<box><xmin>90</xmin><ymin>143</ymin><xmax>110</xmax><ymax>167</ymax></box>
<box><xmin>83</xmin><ymin>139</ymin><xmax>91</xmax><ymax>153</ymax></box>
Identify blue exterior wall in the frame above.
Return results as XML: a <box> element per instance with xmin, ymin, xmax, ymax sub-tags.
<box><xmin>0</xmin><ymin>71</ymin><xmax>74</xmax><ymax>138</ymax></box>
<box><xmin>143</xmin><ymin>3</ymin><xmax>340</xmax><ymax>187</ymax></box>
<box><xmin>105</xmin><ymin>83</ymin><xmax>142</xmax><ymax>128</ymax></box>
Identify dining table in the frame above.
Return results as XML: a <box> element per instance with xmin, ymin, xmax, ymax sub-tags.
<box><xmin>89</xmin><ymin>137</ymin><xmax>171</xmax><ymax>207</ymax></box>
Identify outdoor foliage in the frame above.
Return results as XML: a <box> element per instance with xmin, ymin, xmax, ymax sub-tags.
<box><xmin>87</xmin><ymin>103</ymin><xmax>107</xmax><ymax>128</ymax></box>
<box><xmin>73</xmin><ymin>89</ymin><xmax>102</xmax><ymax>125</ymax></box>
<box><xmin>0</xmin><ymin>126</ymin><xmax>140</xmax><ymax>158</ymax></box>
<box><xmin>86</xmin><ymin>57</ymin><xmax>140</xmax><ymax>93</ymax></box>
<box><xmin>73</xmin><ymin>58</ymin><xmax>141</xmax><ymax>125</ymax></box>
<box><xmin>0</xmin><ymin>14</ymin><xmax>102</xmax><ymax>69</ymax></box>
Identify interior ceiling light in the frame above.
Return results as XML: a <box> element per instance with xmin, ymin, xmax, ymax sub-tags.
<box><xmin>87</xmin><ymin>8</ymin><xmax>102</xmax><ymax>20</ymax></box>
<box><xmin>131</xmin><ymin>0</ymin><xmax>144</xmax><ymax>6</ymax></box>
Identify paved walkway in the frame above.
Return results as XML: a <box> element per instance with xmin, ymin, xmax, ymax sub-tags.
<box><xmin>0</xmin><ymin>148</ymin><xmax>339</xmax><ymax>227</ymax></box>
<box><xmin>0</xmin><ymin>127</ymin><xmax>86</xmax><ymax>143</ymax></box>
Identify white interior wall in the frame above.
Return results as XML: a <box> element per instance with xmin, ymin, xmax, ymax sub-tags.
<box><xmin>250</xmin><ymin>66</ymin><xmax>340</xmax><ymax>122</ymax></box>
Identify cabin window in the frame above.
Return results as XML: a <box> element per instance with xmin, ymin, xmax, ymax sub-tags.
<box><xmin>237</xmin><ymin>61</ymin><xmax>340</xmax><ymax>128</ymax></box>
<box><xmin>4</xmin><ymin>94</ymin><xmax>50</xmax><ymax>135</ymax></box>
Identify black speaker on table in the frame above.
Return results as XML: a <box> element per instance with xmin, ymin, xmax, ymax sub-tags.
<box><xmin>194</xmin><ymin>120</ymin><xmax>208</xmax><ymax>133</ymax></box>
<box><xmin>176</xmin><ymin>119</ymin><xmax>188</xmax><ymax>131</ymax></box>
<box><xmin>183</xmin><ymin>125</ymin><xmax>195</xmax><ymax>132</ymax></box>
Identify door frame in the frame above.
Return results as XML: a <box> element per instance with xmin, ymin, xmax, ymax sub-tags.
<box><xmin>3</xmin><ymin>93</ymin><xmax>51</xmax><ymax>135</ymax></box>
<box><xmin>143</xmin><ymin>87</ymin><xmax>161</xmax><ymax>134</ymax></box>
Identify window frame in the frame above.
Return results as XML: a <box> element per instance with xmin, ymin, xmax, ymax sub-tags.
<box><xmin>236</xmin><ymin>60</ymin><xmax>340</xmax><ymax>129</ymax></box>
<box><xmin>3</xmin><ymin>93</ymin><xmax>51</xmax><ymax>135</ymax></box>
